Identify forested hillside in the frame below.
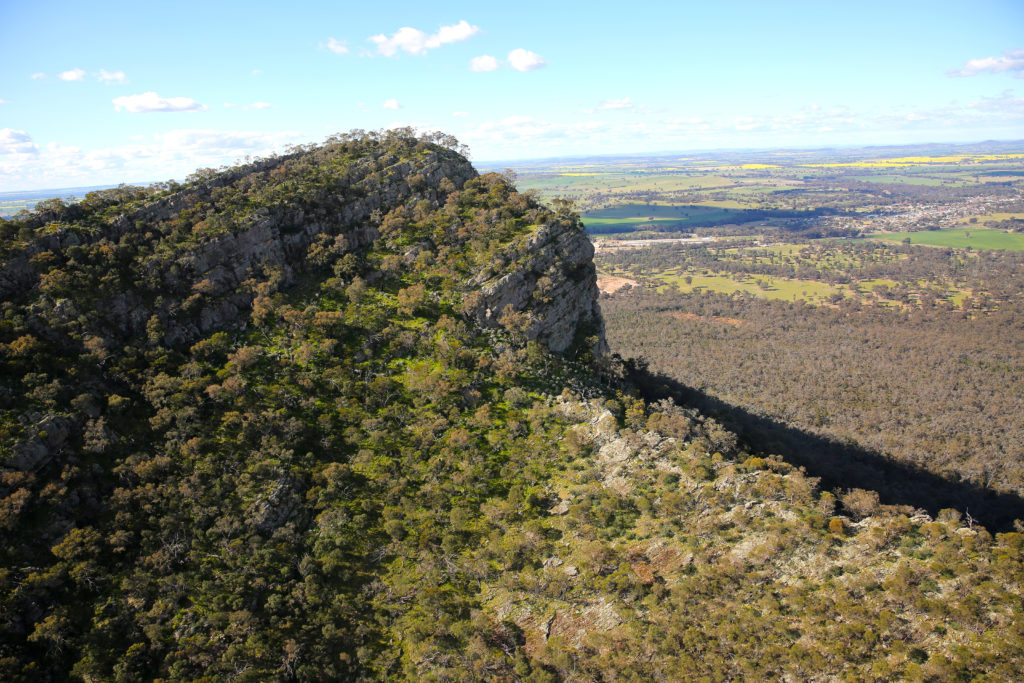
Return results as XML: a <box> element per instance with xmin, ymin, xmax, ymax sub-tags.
<box><xmin>1</xmin><ymin>132</ymin><xmax>1022</xmax><ymax>681</ymax></box>
<box><xmin>598</xmin><ymin>238</ymin><xmax>1024</xmax><ymax>526</ymax></box>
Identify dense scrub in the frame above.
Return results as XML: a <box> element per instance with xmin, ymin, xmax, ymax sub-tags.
<box><xmin>1</xmin><ymin>133</ymin><xmax>1022</xmax><ymax>680</ymax></box>
<box><xmin>598</xmin><ymin>238</ymin><xmax>1024</xmax><ymax>306</ymax></box>
<box><xmin>599</xmin><ymin>236</ymin><xmax>1024</xmax><ymax>527</ymax></box>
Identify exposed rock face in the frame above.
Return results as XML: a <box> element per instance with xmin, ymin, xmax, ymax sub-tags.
<box><xmin>141</xmin><ymin>150</ymin><xmax>478</xmax><ymax>347</ymax></box>
<box><xmin>5</xmin><ymin>140</ymin><xmax>606</xmax><ymax>357</ymax></box>
<box><xmin>468</xmin><ymin>215</ymin><xmax>607</xmax><ymax>355</ymax></box>
<box><xmin>4</xmin><ymin>146</ymin><xmax>478</xmax><ymax>348</ymax></box>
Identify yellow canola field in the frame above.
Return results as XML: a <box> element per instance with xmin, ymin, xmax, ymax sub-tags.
<box><xmin>801</xmin><ymin>153</ymin><xmax>1024</xmax><ymax>168</ymax></box>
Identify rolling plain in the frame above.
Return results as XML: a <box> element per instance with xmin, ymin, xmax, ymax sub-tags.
<box><xmin>510</xmin><ymin>140</ymin><xmax>1024</xmax><ymax>524</ymax></box>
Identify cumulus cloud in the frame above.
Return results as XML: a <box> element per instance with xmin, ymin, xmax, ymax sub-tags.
<box><xmin>325</xmin><ymin>37</ymin><xmax>349</xmax><ymax>55</ymax></box>
<box><xmin>0</xmin><ymin>129</ymin><xmax>39</xmax><ymax>156</ymax></box>
<box><xmin>368</xmin><ymin>20</ymin><xmax>480</xmax><ymax>57</ymax></box>
<box><xmin>948</xmin><ymin>48</ymin><xmax>1024</xmax><ymax>78</ymax></box>
<box><xmin>30</xmin><ymin>72</ymin><xmax>46</xmax><ymax>80</ymax></box>
<box><xmin>96</xmin><ymin>69</ymin><xmax>127</xmax><ymax>84</ymax></box>
<box><xmin>431</xmin><ymin>20</ymin><xmax>479</xmax><ymax>46</ymax></box>
<box><xmin>507</xmin><ymin>49</ymin><xmax>545</xmax><ymax>72</ymax></box>
<box><xmin>470</xmin><ymin>55</ymin><xmax>500</xmax><ymax>72</ymax></box>
<box><xmin>382</xmin><ymin>98</ymin><xmax>402</xmax><ymax>110</ymax></box>
<box><xmin>58</xmin><ymin>68</ymin><xmax>86</xmax><ymax>82</ymax></box>
<box><xmin>113</xmin><ymin>92</ymin><xmax>207</xmax><ymax>114</ymax></box>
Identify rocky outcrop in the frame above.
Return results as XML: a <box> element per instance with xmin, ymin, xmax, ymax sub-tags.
<box><xmin>144</xmin><ymin>149</ymin><xmax>476</xmax><ymax>346</ymax></box>
<box><xmin>6</xmin><ymin>137</ymin><xmax>606</xmax><ymax>358</ymax></box>
<box><xmin>468</xmin><ymin>215</ymin><xmax>607</xmax><ymax>355</ymax></box>
<box><xmin>8</xmin><ymin>414</ymin><xmax>73</xmax><ymax>471</ymax></box>
<box><xmin>7</xmin><ymin>145</ymin><xmax>477</xmax><ymax>347</ymax></box>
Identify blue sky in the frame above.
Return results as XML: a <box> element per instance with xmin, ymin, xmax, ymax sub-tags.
<box><xmin>1</xmin><ymin>0</ymin><xmax>1022</xmax><ymax>190</ymax></box>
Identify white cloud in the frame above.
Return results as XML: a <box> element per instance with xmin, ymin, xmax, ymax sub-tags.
<box><xmin>470</xmin><ymin>55</ymin><xmax>500</xmax><ymax>72</ymax></box>
<box><xmin>251</xmin><ymin>69</ymin><xmax>262</xmax><ymax>76</ymax></box>
<box><xmin>462</xmin><ymin>116</ymin><xmax>605</xmax><ymax>149</ymax></box>
<box><xmin>0</xmin><ymin>128</ymin><xmax>305</xmax><ymax>190</ymax></box>
<box><xmin>58</xmin><ymin>68</ymin><xmax>86</xmax><ymax>82</ymax></box>
<box><xmin>96</xmin><ymin>69</ymin><xmax>127</xmax><ymax>84</ymax></box>
<box><xmin>507</xmin><ymin>49</ymin><xmax>545</xmax><ymax>72</ymax></box>
<box><xmin>382</xmin><ymin>98</ymin><xmax>402</xmax><ymax>110</ymax></box>
<box><xmin>948</xmin><ymin>48</ymin><xmax>1024</xmax><ymax>78</ymax></box>
<box><xmin>733</xmin><ymin>117</ymin><xmax>763</xmax><ymax>131</ymax></box>
<box><xmin>461</xmin><ymin>96</ymin><xmax>1024</xmax><ymax>160</ymax></box>
<box><xmin>967</xmin><ymin>89</ymin><xmax>1024</xmax><ymax>115</ymax></box>
<box><xmin>428</xmin><ymin>20</ymin><xmax>479</xmax><ymax>47</ymax></box>
<box><xmin>113</xmin><ymin>92</ymin><xmax>207</xmax><ymax>114</ymax></box>
<box><xmin>369</xmin><ymin>27</ymin><xmax>427</xmax><ymax>56</ymax></box>
<box><xmin>223</xmin><ymin>101</ymin><xmax>273</xmax><ymax>110</ymax></box>
<box><xmin>30</xmin><ymin>72</ymin><xmax>46</xmax><ymax>80</ymax></box>
<box><xmin>325</xmin><ymin>37</ymin><xmax>349</xmax><ymax>55</ymax></box>
<box><xmin>158</xmin><ymin>129</ymin><xmax>297</xmax><ymax>157</ymax></box>
<box><xmin>0</xmin><ymin>99</ymin><xmax>5</xmax><ymax>105</ymax></box>
<box><xmin>452</xmin><ymin>111</ymin><xmax>468</xmax><ymax>117</ymax></box>
<box><xmin>0</xmin><ymin>129</ymin><xmax>39</xmax><ymax>156</ymax></box>
<box><xmin>369</xmin><ymin>20</ymin><xmax>480</xmax><ymax>57</ymax></box>
<box><xmin>597</xmin><ymin>97</ymin><xmax>633</xmax><ymax>110</ymax></box>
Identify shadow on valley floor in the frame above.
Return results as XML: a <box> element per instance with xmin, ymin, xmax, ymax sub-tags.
<box><xmin>622</xmin><ymin>359</ymin><xmax>1024</xmax><ymax>533</ymax></box>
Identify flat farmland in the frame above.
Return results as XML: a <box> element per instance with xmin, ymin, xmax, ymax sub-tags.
<box><xmin>502</xmin><ymin>142</ymin><xmax>1024</xmax><ymax>238</ymax></box>
<box><xmin>867</xmin><ymin>227</ymin><xmax>1024</xmax><ymax>251</ymax></box>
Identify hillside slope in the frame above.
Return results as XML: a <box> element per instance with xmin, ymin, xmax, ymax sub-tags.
<box><xmin>1</xmin><ymin>131</ymin><xmax>1021</xmax><ymax>681</ymax></box>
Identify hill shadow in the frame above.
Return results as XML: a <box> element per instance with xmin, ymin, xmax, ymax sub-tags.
<box><xmin>621</xmin><ymin>359</ymin><xmax>1024</xmax><ymax>533</ymax></box>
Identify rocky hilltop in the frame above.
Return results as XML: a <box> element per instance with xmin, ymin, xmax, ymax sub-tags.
<box><xmin>2</xmin><ymin>132</ymin><xmax>601</xmax><ymax>355</ymax></box>
<box><xmin>1</xmin><ymin>131</ymin><xmax>1021</xmax><ymax>681</ymax></box>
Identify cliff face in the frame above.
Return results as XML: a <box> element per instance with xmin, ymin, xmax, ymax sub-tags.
<box><xmin>2</xmin><ymin>138</ymin><xmax>604</xmax><ymax>356</ymax></box>
<box><xmin>141</xmin><ymin>148</ymin><xmax>481</xmax><ymax>346</ymax></box>
<box><xmin>2</xmin><ymin>144</ymin><xmax>480</xmax><ymax>348</ymax></box>
<box><xmin>468</xmin><ymin>215</ymin><xmax>607</xmax><ymax>354</ymax></box>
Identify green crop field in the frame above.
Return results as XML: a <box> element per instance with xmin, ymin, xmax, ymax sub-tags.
<box><xmin>503</xmin><ymin>144</ymin><xmax>1024</xmax><ymax>241</ymax></box>
<box><xmin>582</xmin><ymin>216</ymin><xmax>684</xmax><ymax>233</ymax></box>
<box><xmin>867</xmin><ymin>227</ymin><xmax>1024</xmax><ymax>251</ymax></box>
<box><xmin>581</xmin><ymin>203</ymin><xmax>744</xmax><ymax>234</ymax></box>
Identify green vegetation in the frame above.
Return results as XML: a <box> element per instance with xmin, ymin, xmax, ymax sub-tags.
<box><xmin>2</xmin><ymin>132</ymin><xmax>1023</xmax><ymax>680</ymax></box>
<box><xmin>597</xmin><ymin>239</ymin><xmax>995</xmax><ymax>309</ymax></box>
<box><xmin>868</xmin><ymin>226</ymin><xmax>1024</xmax><ymax>250</ymax></box>
<box><xmin>847</xmin><ymin>174</ymin><xmax>967</xmax><ymax>186</ymax></box>
<box><xmin>597</xmin><ymin>232</ymin><xmax>1024</xmax><ymax>512</ymax></box>
<box><xmin>582</xmin><ymin>204</ymin><xmax>743</xmax><ymax>234</ymax></box>
<box><xmin>505</xmin><ymin>141</ymin><xmax>1024</xmax><ymax>239</ymax></box>
<box><xmin>0</xmin><ymin>186</ymin><xmax>110</xmax><ymax>218</ymax></box>
<box><xmin>660</xmin><ymin>272</ymin><xmax>843</xmax><ymax>302</ymax></box>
